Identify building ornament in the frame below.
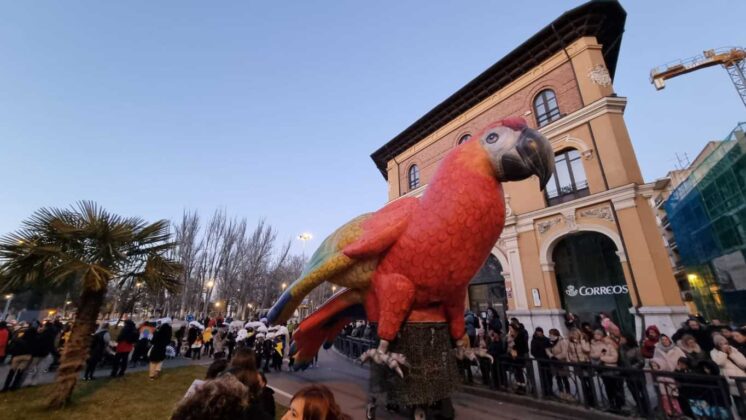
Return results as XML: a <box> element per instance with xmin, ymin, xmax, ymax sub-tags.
<box><xmin>581</xmin><ymin>149</ymin><xmax>594</xmax><ymax>160</ymax></box>
<box><xmin>579</xmin><ymin>206</ymin><xmax>615</xmax><ymax>222</ymax></box>
<box><xmin>537</xmin><ymin>216</ymin><xmax>563</xmax><ymax>234</ymax></box>
<box><xmin>505</xmin><ymin>194</ymin><xmax>513</xmax><ymax>217</ymax></box>
<box><xmin>588</xmin><ymin>64</ymin><xmax>612</xmax><ymax>87</ymax></box>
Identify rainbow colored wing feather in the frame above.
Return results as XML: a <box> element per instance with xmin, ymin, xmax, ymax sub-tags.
<box><xmin>267</xmin><ymin>197</ymin><xmax>418</xmax><ymax>325</ymax></box>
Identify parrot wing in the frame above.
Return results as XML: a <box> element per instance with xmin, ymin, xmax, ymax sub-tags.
<box><xmin>289</xmin><ymin>287</ymin><xmax>367</xmax><ymax>369</ymax></box>
<box><xmin>267</xmin><ymin>197</ymin><xmax>418</xmax><ymax>325</ymax></box>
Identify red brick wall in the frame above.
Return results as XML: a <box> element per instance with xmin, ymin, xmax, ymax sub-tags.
<box><xmin>396</xmin><ymin>61</ymin><xmax>582</xmax><ymax>195</ymax></box>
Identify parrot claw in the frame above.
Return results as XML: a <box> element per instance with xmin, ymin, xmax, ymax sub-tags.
<box><xmin>453</xmin><ymin>335</ymin><xmax>493</xmax><ymax>363</ymax></box>
<box><xmin>359</xmin><ymin>340</ymin><xmax>408</xmax><ymax>378</ymax></box>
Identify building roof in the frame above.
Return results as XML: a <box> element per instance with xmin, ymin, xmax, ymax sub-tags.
<box><xmin>371</xmin><ymin>0</ymin><xmax>627</xmax><ymax>179</ymax></box>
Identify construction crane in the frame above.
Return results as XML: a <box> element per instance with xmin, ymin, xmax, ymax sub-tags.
<box><xmin>650</xmin><ymin>47</ymin><xmax>746</xmax><ymax>109</ymax></box>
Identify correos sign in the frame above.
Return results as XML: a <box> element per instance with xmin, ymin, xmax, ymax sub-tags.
<box><xmin>565</xmin><ymin>285</ymin><xmax>628</xmax><ymax>297</ymax></box>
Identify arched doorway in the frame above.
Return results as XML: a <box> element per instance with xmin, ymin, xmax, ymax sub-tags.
<box><xmin>553</xmin><ymin>232</ymin><xmax>635</xmax><ymax>335</ymax></box>
<box><xmin>468</xmin><ymin>255</ymin><xmax>507</xmax><ymax>325</ymax></box>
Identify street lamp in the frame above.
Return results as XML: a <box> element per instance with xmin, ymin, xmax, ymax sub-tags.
<box><xmin>298</xmin><ymin>232</ymin><xmax>313</xmax><ymax>254</ymax></box>
<box><xmin>332</xmin><ymin>285</ymin><xmax>337</xmax><ymax>293</ymax></box>
<box><xmin>2</xmin><ymin>294</ymin><xmax>13</xmax><ymax>321</ymax></box>
<box><xmin>203</xmin><ymin>278</ymin><xmax>215</xmax><ymax>316</ymax></box>
<box><xmin>63</xmin><ymin>300</ymin><xmax>72</xmax><ymax>318</ymax></box>
<box><xmin>281</xmin><ymin>282</ymin><xmax>288</xmax><ymax>291</ymax></box>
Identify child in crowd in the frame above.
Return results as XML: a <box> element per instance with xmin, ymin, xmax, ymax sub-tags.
<box><xmin>191</xmin><ymin>336</ymin><xmax>203</xmax><ymax>360</ymax></box>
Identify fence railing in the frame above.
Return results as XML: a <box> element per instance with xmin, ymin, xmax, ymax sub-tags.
<box><xmin>333</xmin><ymin>335</ymin><xmax>745</xmax><ymax>419</ymax></box>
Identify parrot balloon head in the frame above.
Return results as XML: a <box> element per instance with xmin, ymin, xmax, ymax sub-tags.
<box><xmin>476</xmin><ymin>117</ymin><xmax>554</xmax><ymax>189</ymax></box>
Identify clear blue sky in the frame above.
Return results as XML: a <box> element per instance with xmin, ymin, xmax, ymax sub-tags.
<box><xmin>1</xmin><ymin>1</ymin><xmax>744</xmax><ymax>255</ymax></box>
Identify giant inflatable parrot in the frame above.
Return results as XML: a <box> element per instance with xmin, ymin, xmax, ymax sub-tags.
<box><xmin>268</xmin><ymin>117</ymin><xmax>553</xmax><ymax>375</ymax></box>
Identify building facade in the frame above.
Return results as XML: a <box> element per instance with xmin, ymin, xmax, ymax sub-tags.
<box><xmin>665</xmin><ymin>123</ymin><xmax>746</xmax><ymax>325</ymax></box>
<box><xmin>370</xmin><ymin>1</ymin><xmax>689</xmax><ymax>336</ymax></box>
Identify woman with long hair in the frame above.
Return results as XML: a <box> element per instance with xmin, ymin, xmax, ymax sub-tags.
<box><xmin>282</xmin><ymin>384</ymin><xmax>351</xmax><ymax>420</ymax></box>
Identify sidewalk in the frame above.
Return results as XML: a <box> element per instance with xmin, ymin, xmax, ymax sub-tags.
<box><xmin>0</xmin><ymin>354</ymin><xmax>213</xmax><ymax>388</ymax></box>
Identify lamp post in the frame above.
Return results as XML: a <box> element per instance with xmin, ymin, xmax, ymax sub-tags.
<box><xmin>298</xmin><ymin>232</ymin><xmax>313</xmax><ymax>255</ymax></box>
<box><xmin>2</xmin><ymin>294</ymin><xmax>13</xmax><ymax>320</ymax></box>
<box><xmin>203</xmin><ymin>279</ymin><xmax>215</xmax><ymax>317</ymax></box>
<box><xmin>63</xmin><ymin>300</ymin><xmax>72</xmax><ymax>318</ymax></box>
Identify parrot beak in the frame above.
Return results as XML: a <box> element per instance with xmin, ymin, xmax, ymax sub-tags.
<box><xmin>499</xmin><ymin>128</ymin><xmax>555</xmax><ymax>191</ymax></box>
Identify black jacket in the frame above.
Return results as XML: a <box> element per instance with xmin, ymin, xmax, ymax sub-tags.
<box><xmin>32</xmin><ymin>325</ymin><xmax>57</xmax><ymax>358</ymax></box>
<box><xmin>672</xmin><ymin>324</ymin><xmax>715</xmax><ymax>353</ymax></box>
<box><xmin>8</xmin><ymin>328</ymin><xmax>36</xmax><ymax>357</ymax></box>
<box><xmin>149</xmin><ymin>323</ymin><xmax>173</xmax><ymax>362</ymax></box>
<box><xmin>259</xmin><ymin>387</ymin><xmax>275</xmax><ymax>418</ymax></box>
<box><xmin>530</xmin><ymin>335</ymin><xmax>552</xmax><ymax>360</ymax></box>
<box><xmin>117</xmin><ymin>321</ymin><xmax>139</xmax><ymax>344</ymax></box>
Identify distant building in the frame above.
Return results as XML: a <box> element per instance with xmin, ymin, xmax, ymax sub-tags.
<box><xmin>664</xmin><ymin>122</ymin><xmax>746</xmax><ymax>324</ymax></box>
<box><xmin>648</xmin><ymin>142</ymin><xmax>723</xmax><ymax>315</ymax></box>
<box><xmin>370</xmin><ymin>0</ymin><xmax>688</xmax><ymax>335</ymax></box>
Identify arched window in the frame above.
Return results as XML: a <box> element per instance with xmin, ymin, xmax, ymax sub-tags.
<box><xmin>545</xmin><ymin>149</ymin><xmax>589</xmax><ymax>206</ymax></box>
<box><xmin>533</xmin><ymin>89</ymin><xmax>561</xmax><ymax>127</ymax></box>
<box><xmin>408</xmin><ymin>165</ymin><xmax>420</xmax><ymax>190</ymax></box>
<box><xmin>458</xmin><ymin>134</ymin><xmax>472</xmax><ymax>144</ymax></box>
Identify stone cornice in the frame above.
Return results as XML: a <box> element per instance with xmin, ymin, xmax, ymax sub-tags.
<box><xmin>539</xmin><ymin>96</ymin><xmax>627</xmax><ymax>140</ymax></box>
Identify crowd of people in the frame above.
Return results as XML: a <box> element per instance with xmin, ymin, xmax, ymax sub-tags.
<box><xmin>171</xmin><ymin>347</ymin><xmax>352</xmax><ymax>420</ymax></box>
<box><xmin>0</xmin><ymin>312</ymin><xmax>301</xmax><ymax>393</ymax></box>
<box><xmin>456</xmin><ymin>309</ymin><xmax>746</xmax><ymax>417</ymax></box>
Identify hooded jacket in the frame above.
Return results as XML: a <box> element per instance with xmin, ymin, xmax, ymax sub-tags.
<box><xmin>654</xmin><ymin>339</ymin><xmax>687</xmax><ymax>371</ymax></box>
<box><xmin>641</xmin><ymin>325</ymin><xmax>660</xmax><ymax>359</ymax></box>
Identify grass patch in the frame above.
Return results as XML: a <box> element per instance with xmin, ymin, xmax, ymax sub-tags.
<box><xmin>0</xmin><ymin>365</ymin><xmax>287</xmax><ymax>419</ymax></box>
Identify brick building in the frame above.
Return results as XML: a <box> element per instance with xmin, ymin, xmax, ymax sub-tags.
<box><xmin>370</xmin><ymin>0</ymin><xmax>689</xmax><ymax>336</ymax></box>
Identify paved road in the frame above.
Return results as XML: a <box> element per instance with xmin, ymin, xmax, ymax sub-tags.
<box><xmin>265</xmin><ymin>350</ymin><xmax>575</xmax><ymax>420</ymax></box>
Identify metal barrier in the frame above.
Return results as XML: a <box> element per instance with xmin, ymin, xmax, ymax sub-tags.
<box><xmin>334</xmin><ymin>335</ymin><xmax>375</xmax><ymax>359</ymax></box>
<box><xmin>333</xmin><ymin>334</ymin><xmax>743</xmax><ymax>419</ymax></box>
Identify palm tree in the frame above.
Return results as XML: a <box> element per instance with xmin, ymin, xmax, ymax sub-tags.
<box><xmin>0</xmin><ymin>202</ymin><xmax>181</xmax><ymax>408</ymax></box>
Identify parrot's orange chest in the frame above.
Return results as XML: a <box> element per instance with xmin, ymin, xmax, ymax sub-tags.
<box><xmin>378</xmin><ymin>145</ymin><xmax>506</xmax><ymax>304</ymax></box>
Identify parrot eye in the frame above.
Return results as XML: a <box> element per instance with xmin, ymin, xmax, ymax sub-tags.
<box><xmin>485</xmin><ymin>132</ymin><xmax>500</xmax><ymax>144</ymax></box>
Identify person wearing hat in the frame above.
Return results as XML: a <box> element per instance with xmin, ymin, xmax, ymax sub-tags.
<box><xmin>148</xmin><ymin>318</ymin><xmax>172</xmax><ymax>380</ymax></box>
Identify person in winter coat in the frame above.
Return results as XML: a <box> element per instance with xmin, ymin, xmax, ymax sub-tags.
<box><xmin>567</xmin><ymin>328</ymin><xmax>594</xmax><ymax>407</ymax></box>
<box><xmin>672</xmin><ymin>318</ymin><xmax>714</xmax><ymax>353</ymax></box>
<box><xmin>564</xmin><ymin>312</ymin><xmax>580</xmax><ymax>332</ymax></box>
<box><xmin>0</xmin><ymin>321</ymin><xmax>9</xmax><ymax>364</ymax></box>
<box><xmin>507</xmin><ymin>323</ymin><xmax>529</xmax><ymax>393</ymax></box>
<box><xmin>531</xmin><ymin>327</ymin><xmax>554</xmax><ymax>398</ymax></box>
<box><xmin>202</xmin><ymin>327</ymin><xmax>213</xmax><ymax>357</ymax></box>
<box><xmin>111</xmin><ymin>320</ymin><xmax>138</xmax><ymax>377</ymax></box>
<box><xmin>731</xmin><ymin>328</ymin><xmax>746</xmax><ymax>358</ymax></box>
<box><xmin>547</xmin><ymin>329</ymin><xmax>571</xmax><ymax>400</ymax></box>
<box><xmin>711</xmin><ymin>334</ymin><xmax>746</xmax><ymax>380</ymax></box>
<box><xmin>174</xmin><ymin>325</ymin><xmax>186</xmax><ymax>357</ymax></box>
<box><xmin>649</xmin><ymin>357</ymin><xmax>683</xmax><ymax>417</ymax></box>
<box><xmin>619</xmin><ymin>334</ymin><xmax>649</xmax><ymax>416</ymax></box>
<box><xmin>25</xmin><ymin>321</ymin><xmax>57</xmax><ymax>386</ymax></box>
<box><xmin>257</xmin><ymin>372</ymin><xmax>276</xmax><ymax>419</ymax></box>
<box><xmin>2</xmin><ymin>325</ymin><xmax>36</xmax><ymax>391</ymax></box>
<box><xmin>677</xmin><ymin>334</ymin><xmax>708</xmax><ymax>363</ymax></box>
<box><xmin>185</xmin><ymin>325</ymin><xmax>199</xmax><ymax>358</ymax></box>
<box><xmin>486</xmin><ymin>308</ymin><xmax>502</xmax><ymax>334</ymax></box>
<box><xmin>590</xmin><ymin>329</ymin><xmax>624</xmax><ymax>412</ymax></box>
<box><xmin>213</xmin><ymin>327</ymin><xmax>227</xmax><ymax>359</ymax></box>
<box><xmin>148</xmin><ymin>318</ymin><xmax>173</xmax><ymax>380</ymax></box>
<box><xmin>641</xmin><ymin>325</ymin><xmax>660</xmax><ymax>359</ymax></box>
<box><xmin>84</xmin><ymin>323</ymin><xmax>111</xmax><ymax>381</ymax></box>
<box><xmin>464</xmin><ymin>310</ymin><xmax>478</xmax><ymax>347</ymax></box>
<box><xmin>654</xmin><ymin>334</ymin><xmax>687</xmax><ymax>372</ymax></box>
<box><xmin>487</xmin><ymin>329</ymin><xmax>506</xmax><ymax>389</ymax></box>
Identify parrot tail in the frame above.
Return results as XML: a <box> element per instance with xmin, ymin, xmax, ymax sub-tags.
<box><xmin>290</xmin><ymin>288</ymin><xmax>366</xmax><ymax>370</ymax></box>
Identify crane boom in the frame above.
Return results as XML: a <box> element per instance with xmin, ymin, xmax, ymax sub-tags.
<box><xmin>650</xmin><ymin>47</ymin><xmax>746</xmax><ymax>108</ymax></box>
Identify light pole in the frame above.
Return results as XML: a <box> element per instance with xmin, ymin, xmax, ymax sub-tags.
<box><xmin>63</xmin><ymin>300</ymin><xmax>72</xmax><ymax>318</ymax></box>
<box><xmin>203</xmin><ymin>279</ymin><xmax>215</xmax><ymax>317</ymax></box>
<box><xmin>2</xmin><ymin>294</ymin><xmax>13</xmax><ymax>320</ymax></box>
<box><xmin>298</xmin><ymin>232</ymin><xmax>313</xmax><ymax>255</ymax></box>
